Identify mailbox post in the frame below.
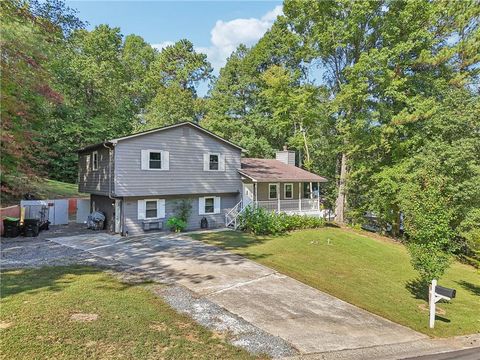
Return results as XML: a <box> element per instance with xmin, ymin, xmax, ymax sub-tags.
<box><xmin>429</xmin><ymin>279</ymin><xmax>456</xmax><ymax>328</ymax></box>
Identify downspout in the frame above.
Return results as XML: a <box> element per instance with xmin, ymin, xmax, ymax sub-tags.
<box><xmin>102</xmin><ymin>142</ymin><xmax>115</xmax><ymax>200</ymax></box>
<box><xmin>103</xmin><ymin>142</ymin><xmax>116</xmax><ymax>233</ymax></box>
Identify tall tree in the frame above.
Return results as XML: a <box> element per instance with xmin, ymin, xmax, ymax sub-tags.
<box><xmin>140</xmin><ymin>39</ymin><xmax>212</xmax><ymax>129</ymax></box>
<box><xmin>284</xmin><ymin>0</ymin><xmax>385</xmax><ymax>223</ymax></box>
<box><xmin>1</xmin><ymin>0</ymin><xmax>66</xmax><ymax>195</ymax></box>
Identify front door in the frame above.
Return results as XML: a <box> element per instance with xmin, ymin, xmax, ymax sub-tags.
<box><xmin>243</xmin><ymin>183</ymin><xmax>254</xmax><ymax>208</ymax></box>
<box><xmin>114</xmin><ymin>199</ymin><xmax>122</xmax><ymax>233</ymax></box>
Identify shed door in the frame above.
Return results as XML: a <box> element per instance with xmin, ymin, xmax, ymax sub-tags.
<box><xmin>76</xmin><ymin>199</ymin><xmax>90</xmax><ymax>224</ymax></box>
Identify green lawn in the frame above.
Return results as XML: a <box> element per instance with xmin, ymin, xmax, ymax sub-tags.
<box><xmin>0</xmin><ymin>266</ymin><xmax>256</xmax><ymax>360</ymax></box>
<box><xmin>33</xmin><ymin>179</ymin><xmax>86</xmax><ymax>199</ymax></box>
<box><xmin>1</xmin><ymin>178</ymin><xmax>86</xmax><ymax>206</ymax></box>
<box><xmin>192</xmin><ymin>228</ymin><xmax>480</xmax><ymax>337</ymax></box>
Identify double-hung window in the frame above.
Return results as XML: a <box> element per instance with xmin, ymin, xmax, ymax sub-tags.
<box><xmin>204</xmin><ymin>197</ymin><xmax>215</xmax><ymax>214</ymax></box>
<box><xmin>92</xmin><ymin>151</ymin><xmax>99</xmax><ymax>171</ymax></box>
<box><xmin>199</xmin><ymin>196</ymin><xmax>220</xmax><ymax>215</ymax></box>
<box><xmin>209</xmin><ymin>154</ymin><xmax>219</xmax><ymax>170</ymax></box>
<box><xmin>284</xmin><ymin>183</ymin><xmax>293</xmax><ymax>199</ymax></box>
<box><xmin>138</xmin><ymin>199</ymin><xmax>165</xmax><ymax>220</ymax></box>
<box><xmin>204</xmin><ymin>153</ymin><xmax>225</xmax><ymax>171</ymax></box>
<box><xmin>145</xmin><ymin>200</ymin><xmax>158</xmax><ymax>218</ymax></box>
<box><xmin>141</xmin><ymin>150</ymin><xmax>169</xmax><ymax>170</ymax></box>
<box><xmin>268</xmin><ymin>184</ymin><xmax>278</xmax><ymax>200</ymax></box>
<box><xmin>149</xmin><ymin>152</ymin><xmax>162</xmax><ymax>169</ymax></box>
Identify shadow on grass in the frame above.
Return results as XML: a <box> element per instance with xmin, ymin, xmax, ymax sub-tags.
<box><xmin>194</xmin><ymin>231</ymin><xmax>273</xmax><ymax>250</ymax></box>
<box><xmin>1</xmin><ymin>266</ymin><xmax>136</xmax><ymax>299</ymax></box>
<box><xmin>406</xmin><ymin>278</ymin><xmax>429</xmax><ymax>301</ymax></box>
<box><xmin>193</xmin><ymin>230</ymin><xmax>275</xmax><ymax>261</ymax></box>
<box><xmin>456</xmin><ymin>280</ymin><xmax>480</xmax><ymax>297</ymax></box>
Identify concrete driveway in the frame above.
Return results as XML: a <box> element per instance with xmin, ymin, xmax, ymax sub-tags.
<box><xmin>49</xmin><ymin>231</ymin><xmax>425</xmax><ymax>355</ymax></box>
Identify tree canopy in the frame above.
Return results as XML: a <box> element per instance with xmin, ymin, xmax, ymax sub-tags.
<box><xmin>2</xmin><ymin>0</ymin><xmax>479</xmax><ymax>276</ymax></box>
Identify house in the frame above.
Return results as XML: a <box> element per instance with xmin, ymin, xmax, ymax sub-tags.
<box><xmin>78</xmin><ymin>122</ymin><xmax>327</xmax><ymax>235</ymax></box>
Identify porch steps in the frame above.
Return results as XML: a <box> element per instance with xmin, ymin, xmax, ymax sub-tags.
<box><xmin>225</xmin><ymin>200</ymin><xmax>244</xmax><ymax>229</ymax></box>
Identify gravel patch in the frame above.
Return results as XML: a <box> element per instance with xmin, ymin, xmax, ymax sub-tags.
<box><xmin>154</xmin><ymin>285</ymin><xmax>297</xmax><ymax>358</ymax></box>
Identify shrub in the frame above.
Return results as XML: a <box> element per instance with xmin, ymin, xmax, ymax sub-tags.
<box><xmin>238</xmin><ymin>206</ymin><xmax>325</xmax><ymax>235</ymax></box>
<box><xmin>166</xmin><ymin>216</ymin><xmax>187</xmax><ymax>232</ymax></box>
<box><xmin>173</xmin><ymin>199</ymin><xmax>192</xmax><ymax>222</ymax></box>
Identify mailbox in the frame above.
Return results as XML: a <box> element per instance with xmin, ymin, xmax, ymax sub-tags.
<box><xmin>429</xmin><ymin>279</ymin><xmax>456</xmax><ymax>328</ymax></box>
<box><xmin>435</xmin><ymin>285</ymin><xmax>456</xmax><ymax>299</ymax></box>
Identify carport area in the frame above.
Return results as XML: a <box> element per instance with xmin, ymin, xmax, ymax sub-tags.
<box><xmin>47</xmin><ymin>231</ymin><xmax>427</xmax><ymax>355</ymax></box>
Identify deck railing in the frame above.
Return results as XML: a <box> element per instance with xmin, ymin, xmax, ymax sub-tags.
<box><xmin>256</xmin><ymin>198</ymin><xmax>321</xmax><ymax>213</ymax></box>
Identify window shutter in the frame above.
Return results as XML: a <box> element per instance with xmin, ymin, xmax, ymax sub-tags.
<box><xmin>198</xmin><ymin>197</ymin><xmax>205</xmax><ymax>215</ymax></box>
<box><xmin>219</xmin><ymin>154</ymin><xmax>226</xmax><ymax>171</ymax></box>
<box><xmin>162</xmin><ymin>151</ymin><xmax>169</xmax><ymax>170</ymax></box>
<box><xmin>138</xmin><ymin>200</ymin><xmax>146</xmax><ymax>220</ymax></box>
<box><xmin>203</xmin><ymin>154</ymin><xmax>209</xmax><ymax>171</ymax></box>
<box><xmin>158</xmin><ymin>199</ymin><xmax>166</xmax><ymax>218</ymax></box>
<box><xmin>214</xmin><ymin>197</ymin><xmax>220</xmax><ymax>214</ymax></box>
<box><xmin>141</xmin><ymin>150</ymin><xmax>149</xmax><ymax>170</ymax></box>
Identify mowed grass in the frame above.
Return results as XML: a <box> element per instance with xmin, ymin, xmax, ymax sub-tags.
<box><xmin>32</xmin><ymin>179</ymin><xmax>86</xmax><ymax>199</ymax></box>
<box><xmin>0</xmin><ymin>266</ymin><xmax>256</xmax><ymax>360</ymax></box>
<box><xmin>192</xmin><ymin>228</ymin><xmax>480</xmax><ymax>337</ymax></box>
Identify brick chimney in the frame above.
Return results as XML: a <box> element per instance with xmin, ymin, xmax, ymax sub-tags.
<box><xmin>276</xmin><ymin>146</ymin><xmax>296</xmax><ymax>166</ymax></box>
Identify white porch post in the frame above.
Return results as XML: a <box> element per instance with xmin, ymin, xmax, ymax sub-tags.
<box><xmin>277</xmin><ymin>183</ymin><xmax>281</xmax><ymax>212</ymax></box>
<box><xmin>317</xmin><ymin>181</ymin><xmax>320</xmax><ymax>211</ymax></box>
<box><xmin>254</xmin><ymin>182</ymin><xmax>258</xmax><ymax>208</ymax></box>
<box><xmin>298</xmin><ymin>183</ymin><xmax>302</xmax><ymax>212</ymax></box>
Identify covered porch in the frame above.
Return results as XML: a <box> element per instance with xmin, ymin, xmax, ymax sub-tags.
<box><xmin>239</xmin><ymin>157</ymin><xmax>328</xmax><ymax>215</ymax></box>
<box><xmin>246</xmin><ymin>181</ymin><xmax>324</xmax><ymax>214</ymax></box>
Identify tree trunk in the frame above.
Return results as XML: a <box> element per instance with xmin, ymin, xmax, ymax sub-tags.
<box><xmin>335</xmin><ymin>152</ymin><xmax>347</xmax><ymax>224</ymax></box>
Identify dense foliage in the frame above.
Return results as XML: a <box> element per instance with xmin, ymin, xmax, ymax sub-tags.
<box><xmin>1</xmin><ymin>0</ymin><xmax>211</xmax><ymax>193</ymax></box>
<box><xmin>239</xmin><ymin>206</ymin><xmax>325</xmax><ymax>235</ymax></box>
<box><xmin>166</xmin><ymin>217</ymin><xmax>187</xmax><ymax>233</ymax></box>
<box><xmin>2</xmin><ymin>0</ymin><xmax>479</xmax><ymax>279</ymax></box>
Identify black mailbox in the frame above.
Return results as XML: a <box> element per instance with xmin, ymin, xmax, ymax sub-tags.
<box><xmin>436</xmin><ymin>285</ymin><xmax>456</xmax><ymax>299</ymax></box>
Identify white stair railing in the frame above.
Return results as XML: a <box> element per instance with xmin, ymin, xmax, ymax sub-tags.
<box><xmin>225</xmin><ymin>200</ymin><xmax>243</xmax><ymax>229</ymax></box>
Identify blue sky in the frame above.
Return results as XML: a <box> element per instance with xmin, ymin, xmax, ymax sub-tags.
<box><xmin>67</xmin><ymin>1</ymin><xmax>283</xmax><ymax>72</ymax></box>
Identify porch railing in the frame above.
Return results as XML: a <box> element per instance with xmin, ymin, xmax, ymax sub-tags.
<box><xmin>256</xmin><ymin>199</ymin><xmax>321</xmax><ymax>213</ymax></box>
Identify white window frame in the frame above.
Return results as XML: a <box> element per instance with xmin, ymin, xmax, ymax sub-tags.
<box><xmin>268</xmin><ymin>183</ymin><xmax>278</xmax><ymax>200</ymax></box>
<box><xmin>204</xmin><ymin>196</ymin><xmax>215</xmax><ymax>214</ymax></box>
<box><xmin>141</xmin><ymin>150</ymin><xmax>169</xmax><ymax>171</ymax></box>
<box><xmin>145</xmin><ymin>200</ymin><xmax>159</xmax><ymax>219</ymax></box>
<box><xmin>199</xmin><ymin>196</ymin><xmax>221</xmax><ymax>215</ymax></box>
<box><xmin>203</xmin><ymin>153</ymin><xmax>225</xmax><ymax>171</ymax></box>
<box><xmin>137</xmin><ymin>199</ymin><xmax>165</xmax><ymax>220</ymax></box>
<box><xmin>209</xmin><ymin>153</ymin><xmax>220</xmax><ymax>171</ymax></box>
<box><xmin>148</xmin><ymin>151</ymin><xmax>162</xmax><ymax>170</ymax></box>
<box><xmin>284</xmin><ymin>183</ymin><xmax>293</xmax><ymax>199</ymax></box>
<box><xmin>92</xmin><ymin>151</ymin><xmax>99</xmax><ymax>171</ymax></box>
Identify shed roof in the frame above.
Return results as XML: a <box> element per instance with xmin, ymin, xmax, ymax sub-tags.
<box><xmin>239</xmin><ymin>158</ymin><xmax>328</xmax><ymax>182</ymax></box>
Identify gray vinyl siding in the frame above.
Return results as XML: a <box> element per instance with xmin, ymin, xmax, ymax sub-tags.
<box><xmin>78</xmin><ymin>146</ymin><xmax>114</xmax><ymax>195</ymax></box>
<box><xmin>123</xmin><ymin>193</ymin><xmax>238</xmax><ymax>235</ymax></box>
<box><xmin>256</xmin><ymin>182</ymin><xmax>305</xmax><ymax>201</ymax></box>
<box><xmin>114</xmin><ymin>125</ymin><xmax>242</xmax><ymax>197</ymax></box>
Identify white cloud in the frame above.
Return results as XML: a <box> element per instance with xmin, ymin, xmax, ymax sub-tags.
<box><xmin>151</xmin><ymin>5</ymin><xmax>283</xmax><ymax>73</ymax></box>
<box><xmin>205</xmin><ymin>5</ymin><xmax>283</xmax><ymax>71</ymax></box>
<box><xmin>151</xmin><ymin>41</ymin><xmax>175</xmax><ymax>51</ymax></box>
